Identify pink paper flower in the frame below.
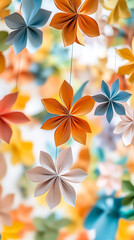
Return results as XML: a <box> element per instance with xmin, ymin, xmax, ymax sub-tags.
<box><xmin>27</xmin><ymin>147</ymin><xmax>87</xmax><ymax>209</ymax></box>
<box><xmin>97</xmin><ymin>161</ymin><xmax>123</xmax><ymax>195</ymax></box>
<box><xmin>0</xmin><ymin>185</ymin><xmax>14</xmax><ymax>232</ymax></box>
<box><xmin>114</xmin><ymin>104</ymin><xmax>134</xmax><ymax>147</ymax></box>
<box><xmin>0</xmin><ymin>92</ymin><xmax>30</xmax><ymax>143</ymax></box>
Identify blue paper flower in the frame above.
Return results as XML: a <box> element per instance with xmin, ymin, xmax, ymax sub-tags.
<box><xmin>92</xmin><ymin>79</ymin><xmax>132</xmax><ymax>123</ymax></box>
<box><xmin>84</xmin><ymin>194</ymin><xmax>134</xmax><ymax>240</ymax></box>
<box><xmin>5</xmin><ymin>0</ymin><xmax>51</xmax><ymax>54</ymax></box>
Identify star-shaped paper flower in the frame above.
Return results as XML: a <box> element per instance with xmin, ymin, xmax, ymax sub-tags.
<box><xmin>5</xmin><ymin>0</ymin><xmax>51</xmax><ymax>54</ymax></box>
<box><xmin>101</xmin><ymin>0</ymin><xmax>131</xmax><ymax>24</ymax></box>
<box><xmin>114</xmin><ymin>104</ymin><xmax>134</xmax><ymax>146</ymax></box>
<box><xmin>0</xmin><ymin>92</ymin><xmax>30</xmax><ymax>144</ymax></box>
<box><xmin>41</xmin><ymin>80</ymin><xmax>95</xmax><ymax>146</ymax></box>
<box><xmin>50</xmin><ymin>0</ymin><xmax>100</xmax><ymax>46</ymax></box>
<box><xmin>116</xmin><ymin>38</ymin><xmax>134</xmax><ymax>83</ymax></box>
<box><xmin>97</xmin><ymin>161</ymin><xmax>123</xmax><ymax>194</ymax></box>
<box><xmin>0</xmin><ymin>185</ymin><xmax>14</xmax><ymax>232</ymax></box>
<box><xmin>92</xmin><ymin>79</ymin><xmax>131</xmax><ymax>123</ymax></box>
<box><xmin>27</xmin><ymin>147</ymin><xmax>87</xmax><ymax>209</ymax></box>
<box><xmin>0</xmin><ymin>0</ymin><xmax>11</xmax><ymax>20</ymax></box>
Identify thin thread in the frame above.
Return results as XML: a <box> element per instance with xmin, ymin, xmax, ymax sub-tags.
<box><xmin>114</xmin><ymin>22</ymin><xmax>118</xmax><ymax>73</ymax></box>
<box><xmin>70</xmin><ymin>44</ymin><xmax>74</xmax><ymax>85</ymax></box>
<box><xmin>16</xmin><ymin>53</ymin><xmax>21</xmax><ymax>91</ymax></box>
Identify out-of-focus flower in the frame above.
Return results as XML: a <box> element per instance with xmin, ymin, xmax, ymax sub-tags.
<box><xmin>97</xmin><ymin>161</ymin><xmax>123</xmax><ymax>194</ymax></box>
<box><xmin>41</xmin><ymin>80</ymin><xmax>95</xmax><ymax>146</ymax></box>
<box><xmin>1</xmin><ymin>48</ymin><xmax>33</xmax><ymax>84</ymax></box>
<box><xmin>1</xmin><ymin>127</ymin><xmax>34</xmax><ymax>166</ymax></box>
<box><xmin>122</xmin><ymin>180</ymin><xmax>134</xmax><ymax>206</ymax></box>
<box><xmin>50</xmin><ymin>0</ymin><xmax>100</xmax><ymax>46</ymax></box>
<box><xmin>93</xmin><ymin>79</ymin><xmax>131</xmax><ymax>123</ymax></box>
<box><xmin>101</xmin><ymin>0</ymin><xmax>131</xmax><ymax>24</ymax></box>
<box><xmin>0</xmin><ymin>153</ymin><xmax>7</xmax><ymax>179</ymax></box>
<box><xmin>0</xmin><ymin>0</ymin><xmax>11</xmax><ymax>20</ymax></box>
<box><xmin>114</xmin><ymin>104</ymin><xmax>134</xmax><ymax>147</ymax></box>
<box><xmin>10</xmin><ymin>204</ymin><xmax>35</xmax><ymax>237</ymax></box>
<box><xmin>12</xmin><ymin>90</ymin><xmax>30</xmax><ymax>111</ymax></box>
<box><xmin>71</xmin><ymin>147</ymin><xmax>90</xmax><ymax>173</ymax></box>
<box><xmin>116</xmin><ymin>38</ymin><xmax>134</xmax><ymax>83</ymax></box>
<box><xmin>27</xmin><ymin>147</ymin><xmax>87</xmax><ymax>209</ymax></box>
<box><xmin>34</xmin><ymin>213</ymin><xmax>71</xmax><ymax>240</ymax></box>
<box><xmin>0</xmin><ymin>31</ymin><xmax>9</xmax><ymax>51</ymax></box>
<box><xmin>109</xmin><ymin>73</ymin><xmax>129</xmax><ymax>91</ymax></box>
<box><xmin>1</xmin><ymin>222</ymin><xmax>24</xmax><ymax>240</ymax></box>
<box><xmin>116</xmin><ymin>219</ymin><xmax>134</xmax><ymax>240</ymax></box>
<box><xmin>5</xmin><ymin>0</ymin><xmax>51</xmax><ymax>54</ymax></box>
<box><xmin>0</xmin><ymin>52</ymin><xmax>5</xmax><ymax>74</ymax></box>
<box><xmin>58</xmin><ymin>230</ymin><xmax>91</xmax><ymax>240</ymax></box>
<box><xmin>0</xmin><ymin>185</ymin><xmax>14</xmax><ymax>232</ymax></box>
<box><xmin>0</xmin><ymin>92</ymin><xmax>29</xmax><ymax>143</ymax></box>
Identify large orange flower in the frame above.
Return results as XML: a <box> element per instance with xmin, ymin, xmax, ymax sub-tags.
<box><xmin>41</xmin><ymin>80</ymin><xmax>95</xmax><ymax>146</ymax></box>
<box><xmin>50</xmin><ymin>0</ymin><xmax>100</xmax><ymax>46</ymax></box>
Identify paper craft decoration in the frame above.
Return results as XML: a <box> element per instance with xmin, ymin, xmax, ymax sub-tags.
<box><xmin>92</xmin><ymin>79</ymin><xmax>131</xmax><ymax>123</ymax></box>
<box><xmin>122</xmin><ymin>180</ymin><xmax>134</xmax><ymax>206</ymax></box>
<box><xmin>114</xmin><ymin>104</ymin><xmax>134</xmax><ymax>146</ymax></box>
<box><xmin>1</xmin><ymin>222</ymin><xmax>24</xmax><ymax>240</ymax></box>
<box><xmin>41</xmin><ymin>80</ymin><xmax>95</xmax><ymax>146</ymax></box>
<box><xmin>0</xmin><ymin>52</ymin><xmax>5</xmax><ymax>73</ymax></box>
<box><xmin>116</xmin><ymin>219</ymin><xmax>134</xmax><ymax>240</ymax></box>
<box><xmin>0</xmin><ymin>92</ymin><xmax>30</xmax><ymax>143</ymax></box>
<box><xmin>101</xmin><ymin>0</ymin><xmax>131</xmax><ymax>24</ymax></box>
<box><xmin>0</xmin><ymin>0</ymin><xmax>11</xmax><ymax>20</ymax></box>
<box><xmin>97</xmin><ymin>161</ymin><xmax>123</xmax><ymax>194</ymax></box>
<box><xmin>50</xmin><ymin>0</ymin><xmax>100</xmax><ymax>46</ymax></box>
<box><xmin>116</xmin><ymin>37</ymin><xmax>134</xmax><ymax>83</ymax></box>
<box><xmin>5</xmin><ymin>0</ymin><xmax>51</xmax><ymax>54</ymax></box>
<box><xmin>0</xmin><ymin>31</ymin><xmax>9</xmax><ymax>51</ymax></box>
<box><xmin>0</xmin><ymin>185</ymin><xmax>14</xmax><ymax>232</ymax></box>
<box><xmin>34</xmin><ymin>213</ymin><xmax>71</xmax><ymax>240</ymax></box>
<box><xmin>27</xmin><ymin>147</ymin><xmax>87</xmax><ymax>209</ymax></box>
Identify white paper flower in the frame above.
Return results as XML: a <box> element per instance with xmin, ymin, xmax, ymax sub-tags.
<box><xmin>27</xmin><ymin>147</ymin><xmax>87</xmax><ymax>209</ymax></box>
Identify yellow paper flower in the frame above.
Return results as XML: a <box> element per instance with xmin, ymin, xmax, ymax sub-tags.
<box><xmin>101</xmin><ymin>0</ymin><xmax>131</xmax><ymax>24</ymax></box>
<box><xmin>0</xmin><ymin>0</ymin><xmax>12</xmax><ymax>20</ymax></box>
<box><xmin>1</xmin><ymin>222</ymin><xmax>24</xmax><ymax>240</ymax></box>
<box><xmin>12</xmin><ymin>89</ymin><xmax>30</xmax><ymax>111</ymax></box>
<box><xmin>1</xmin><ymin>127</ymin><xmax>35</xmax><ymax>166</ymax></box>
<box><xmin>116</xmin><ymin>219</ymin><xmax>134</xmax><ymax>240</ymax></box>
<box><xmin>116</xmin><ymin>38</ymin><xmax>134</xmax><ymax>84</ymax></box>
<box><xmin>0</xmin><ymin>52</ymin><xmax>5</xmax><ymax>73</ymax></box>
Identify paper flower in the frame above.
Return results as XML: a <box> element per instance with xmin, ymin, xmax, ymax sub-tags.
<box><xmin>41</xmin><ymin>80</ymin><xmax>95</xmax><ymax>146</ymax></box>
<box><xmin>0</xmin><ymin>31</ymin><xmax>9</xmax><ymax>52</ymax></box>
<box><xmin>97</xmin><ymin>161</ymin><xmax>123</xmax><ymax>194</ymax></box>
<box><xmin>116</xmin><ymin>37</ymin><xmax>134</xmax><ymax>83</ymax></box>
<box><xmin>0</xmin><ymin>0</ymin><xmax>11</xmax><ymax>20</ymax></box>
<box><xmin>0</xmin><ymin>153</ymin><xmax>7</xmax><ymax>179</ymax></box>
<box><xmin>34</xmin><ymin>214</ymin><xmax>71</xmax><ymax>240</ymax></box>
<box><xmin>50</xmin><ymin>0</ymin><xmax>100</xmax><ymax>46</ymax></box>
<box><xmin>10</xmin><ymin>204</ymin><xmax>35</xmax><ymax>237</ymax></box>
<box><xmin>122</xmin><ymin>180</ymin><xmax>134</xmax><ymax>206</ymax></box>
<box><xmin>5</xmin><ymin>0</ymin><xmax>51</xmax><ymax>54</ymax></box>
<box><xmin>1</xmin><ymin>222</ymin><xmax>24</xmax><ymax>240</ymax></box>
<box><xmin>27</xmin><ymin>147</ymin><xmax>87</xmax><ymax>209</ymax></box>
<box><xmin>92</xmin><ymin>79</ymin><xmax>131</xmax><ymax>123</ymax></box>
<box><xmin>114</xmin><ymin>104</ymin><xmax>134</xmax><ymax>147</ymax></box>
<box><xmin>0</xmin><ymin>92</ymin><xmax>30</xmax><ymax>143</ymax></box>
<box><xmin>101</xmin><ymin>0</ymin><xmax>131</xmax><ymax>24</ymax></box>
<box><xmin>116</xmin><ymin>219</ymin><xmax>134</xmax><ymax>240</ymax></box>
<box><xmin>1</xmin><ymin>127</ymin><xmax>34</xmax><ymax>166</ymax></box>
<box><xmin>0</xmin><ymin>185</ymin><xmax>14</xmax><ymax>232</ymax></box>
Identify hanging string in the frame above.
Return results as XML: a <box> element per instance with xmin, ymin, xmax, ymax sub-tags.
<box><xmin>70</xmin><ymin>44</ymin><xmax>74</xmax><ymax>85</ymax></box>
<box><xmin>114</xmin><ymin>22</ymin><xmax>118</xmax><ymax>73</ymax></box>
<box><xmin>15</xmin><ymin>53</ymin><xmax>21</xmax><ymax>91</ymax></box>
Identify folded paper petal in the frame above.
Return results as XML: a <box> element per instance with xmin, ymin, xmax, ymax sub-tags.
<box><xmin>94</xmin><ymin>103</ymin><xmax>108</xmax><ymax>115</ymax></box>
<box><xmin>79</xmin><ymin>0</ymin><xmax>98</xmax><ymax>15</ymax></box>
<box><xmin>62</xmin><ymin>169</ymin><xmax>87</xmax><ymax>183</ymax></box>
<box><xmin>13</xmin><ymin>28</ymin><xmax>27</xmax><ymax>55</ymax></box>
<box><xmin>59</xmin><ymin>80</ymin><xmax>73</xmax><ymax>111</ymax></box>
<box><xmin>116</xmin><ymin>48</ymin><xmax>134</xmax><ymax>61</ymax></box>
<box><xmin>112</xmin><ymin>92</ymin><xmax>132</xmax><ymax>102</ymax></box>
<box><xmin>62</xmin><ymin>18</ymin><xmax>77</xmax><ymax>46</ymax></box>
<box><xmin>78</xmin><ymin>15</ymin><xmax>100</xmax><ymax>37</ymax></box>
<box><xmin>118</xmin><ymin>62</ymin><xmax>134</xmax><ymax>75</ymax></box>
<box><xmin>71</xmin><ymin>96</ymin><xmax>95</xmax><ymax>115</ymax></box>
<box><xmin>71</xmin><ymin>119</ymin><xmax>87</xmax><ymax>144</ymax></box>
<box><xmin>60</xmin><ymin>179</ymin><xmax>76</xmax><ymax>206</ymax></box>
<box><xmin>92</xmin><ymin>94</ymin><xmax>109</xmax><ymax>102</ymax></box>
<box><xmin>101</xmin><ymin>80</ymin><xmax>110</xmax><ymax>98</ymax></box>
<box><xmin>1</xmin><ymin>194</ymin><xmax>14</xmax><ymax>211</ymax></box>
<box><xmin>106</xmin><ymin>102</ymin><xmax>113</xmax><ymax>123</ymax></box>
<box><xmin>122</xmin><ymin>124</ymin><xmax>134</xmax><ymax>146</ymax></box>
<box><xmin>0</xmin><ymin>92</ymin><xmax>18</xmax><ymax>114</ymax></box>
<box><xmin>114</xmin><ymin>121</ymin><xmax>130</xmax><ymax>134</ymax></box>
<box><xmin>50</xmin><ymin>13</ymin><xmax>74</xmax><ymax>29</ymax></box>
<box><xmin>113</xmin><ymin>102</ymin><xmax>126</xmax><ymax>115</ymax></box>
<box><xmin>29</xmin><ymin>9</ymin><xmax>51</xmax><ymax>28</ymax></box>
<box><xmin>35</xmin><ymin>178</ymin><xmax>55</xmax><ymax>197</ymax></box>
<box><xmin>4</xmin><ymin>13</ymin><xmax>26</xmax><ymax>29</ymax></box>
<box><xmin>41</xmin><ymin>116</ymin><xmax>66</xmax><ymax>130</ymax></box>
<box><xmin>72</xmin><ymin>116</ymin><xmax>91</xmax><ymax>133</ymax></box>
<box><xmin>56</xmin><ymin>147</ymin><xmax>73</xmax><ymax>174</ymax></box>
<box><xmin>2</xmin><ymin>111</ymin><xmax>30</xmax><ymax>124</ymax></box>
<box><xmin>54</xmin><ymin>0</ymin><xmax>74</xmax><ymax>13</ymax></box>
<box><xmin>55</xmin><ymin>118</ymin><xmax>71</xmax><ymax>146</ymax></box>
<box><xmin>21</xmin><ymin>0</ymin><xmax>34</xmax><ymax>24</ymax></box>
<box><xmin>27</xmin><ymin>167</ymin><xmax>54</xmax><ymax>182</ymax></box>
<box><xmin>26</xmin><ymin>28</ymin><xmax>42</xmax><ymax>54</ymax></box>
<box><xmin>42</xmin><ymin>98</ymin><xmax>67</xmax><ymax>115</ymax></box>
<box><xmin>46</xmin><ymin>178</ymin><xmax>61</xmax><ymax>209</ymax></box>
<box><xmin>0</xmin><ymin>118</ymin><xmax>12</xmax><ymax>143</ymax></box>
<box><xmin>110</xmin><ymin>79</ymin><xmax>119</xmax><ymax>98</ymax></box>
<box><xmin>40</xmin><ymin>151</ymin><xmax>56</xmax><ymax>172</ymax></box>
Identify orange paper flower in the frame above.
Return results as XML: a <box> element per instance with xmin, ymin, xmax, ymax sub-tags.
<box><xmin>41</xmin><ymin>80</ymin><xmax>95</xmax><ymax>146</ymax></box>
<box><xmin>50</xmin><ymin>0</ymin><xmax>100</xmax><ymax>46</ymax></box>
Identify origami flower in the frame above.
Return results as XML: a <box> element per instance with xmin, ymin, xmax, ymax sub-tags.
<box><xmin>0</xmin><ymin>92</ymin><xmax>30</xmax><ymax>144</ymax></box>
<box><xmin>97</xmin><ymin>161</ymin><xmax>123</xmax><ymax>194</ymax></box>
<box><xmin>0</xmin><ymin>31</ymin><xmax>9</xmax><ymax>51</ymax></box>
<box><xmin>116</xmin><ymin>37</ymin><xmax>134</xmax><ymax>83</ymax></box>
<box><xmin>0</xmin><ymin>0</ymin><xmax>11</xmax><ymax>20</ymax></box>
<box><xmin>5</xmin><ymin>0</ymin><xmax>51</xmax><ymax>54</ymax></box>
<box><xmin>122</xmin><ymin>181</ymin><xmax>134</xmax><ymax>206</ymax></box>
<box><xmin>101</xmin><ymin>0</ymin><xmax>131</xmax><ymax>24</ymax></box>
<box><xmin>27</xmin><ymin>147</ymin><xmax>87</xmax><ymax>209</ymax></box>
<box><xmin>1</xmin><ymin>127</ymin><xmax>34</xmax><ymax>166</ymax></box>
<box><xmin>114</xmin><ymin>104</ymin><xmax>134</xmax><ymax>147</ymax></box>
<box><xmin>41</xmin><ymin>80</ymin><xmax>95</xmax><ymax>146</ymax></box>
<box><xmin>0</xmin><ymin>153</ymin><xmax>7</xmax><ymax>179</ymax></box>
<box><xmin>1</xmin><ymin>222</ymin><xmax>24</xmax><ymax>240</ymax></box>
<box><xmin>50</xmin><ymin>0</ymin><xmax>100</xmax><ymax>46</ymax></box>
<box><xmin>0</xmin><ymin>185</ymin><xmax>14</xmax><ymax>232</ymax></box>
<box><xmin>92</xmin><ymin>79</ymin><xmax>131</xmax><ymax>123</ymax></box>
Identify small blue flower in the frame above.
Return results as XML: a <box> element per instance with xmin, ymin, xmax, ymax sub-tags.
<box><xmin>92</xmin><ymin>79</ymin><xmax>132</xmax><ymax>123</ymax></box>
<box><xmin>5</xmin><ymin>0</ymin><xmax>51</xmax><ymax>54</ymax></box>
